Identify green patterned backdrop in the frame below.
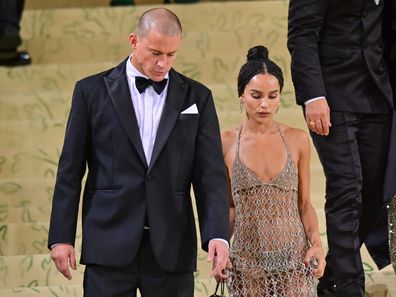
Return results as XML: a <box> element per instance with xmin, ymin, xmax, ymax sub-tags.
<box><xmin>0</xmin><ymin>1</ymin><xmax>394</xmax><ymax>296</ymax></box>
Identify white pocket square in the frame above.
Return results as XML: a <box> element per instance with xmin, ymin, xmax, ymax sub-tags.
<box><xmin>181</xmin><ymin>103</ymin><xmax>198</xmax><ymax>114</ymax></box>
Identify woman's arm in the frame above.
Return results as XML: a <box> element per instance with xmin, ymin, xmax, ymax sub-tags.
<box><xmin>296</xmin><ymin>129</ymin><xmax>325</xmax><ymax>278</ymax></box>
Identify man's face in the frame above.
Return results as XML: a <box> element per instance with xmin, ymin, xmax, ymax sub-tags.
<box><xmin>129</xmin><ymin>30</ymin><xmax>181</xmax><ymax>82</ymax></box>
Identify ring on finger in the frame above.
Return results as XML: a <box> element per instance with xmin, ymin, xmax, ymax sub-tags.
<box><xmin>309</xmin><ymin>121</ymin><xmax>315</xmax><ymax>127</ymax></box>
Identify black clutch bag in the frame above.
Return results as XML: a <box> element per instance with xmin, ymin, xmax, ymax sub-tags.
<box><xmin>209</xmin><ymin>281</ymin><xmax>225</xmax><ymax>297</ymax></box>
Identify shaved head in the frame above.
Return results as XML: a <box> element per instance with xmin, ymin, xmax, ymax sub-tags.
<box><xmin>136</xmin><ymin>8</ymin><xmax>182</xmax><ymax>37</ymax></box>
<box><xmin>129</xmin><ymin>8</ymin><xmax>182</xmax><ymax>81</ymax></box>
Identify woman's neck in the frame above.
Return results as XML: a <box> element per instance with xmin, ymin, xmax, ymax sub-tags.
<box><xmin>242</xmin><ymin>117</ymin><xmax>277</xmax><ymax>135</ymax></box>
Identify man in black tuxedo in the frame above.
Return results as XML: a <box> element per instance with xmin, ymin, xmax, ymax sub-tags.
<box><xmin>288</xmin><ymin>0</ymin><xmax>394</xmax><ymax>296</ymax></box>
<box><xmin>48</xmin><ymin>8</ymin><xmax>231</xmax><ymax>297</ymax></box>
<box><xmin>0</xmin><ymin>0</ymin><xmax>31</xmax><ymax>66</ymax></box>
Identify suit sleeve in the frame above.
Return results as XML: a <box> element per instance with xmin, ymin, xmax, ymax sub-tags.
<box><xmin>287</xmin><ymin>0</ymin><xmax>328</xmax><ymax>105</ymax></box>
<box><xmin>192</xmin><ymin>90</ymin><xmax>230</xmax><ymax>252</ymax></box>
<box><xmin>383</xmin><ymin>0</ymin><xmax>396</xmax><ymax>99</ymax></box>
<box><xmin>47</xmin><ymin>81</ymin><xmax>89</xmax><ymax>249</ymax></box>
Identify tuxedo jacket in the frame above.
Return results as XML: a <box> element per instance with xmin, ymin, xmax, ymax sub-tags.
<box><xmin>288</xmin><ymin>0</ymin><xmax>393</xmax><ymax>112</ymax></box>
<box><xmin>48</xmin><ymin>59</ymin><xmax>230</xmax><ymax>272</ymax></box>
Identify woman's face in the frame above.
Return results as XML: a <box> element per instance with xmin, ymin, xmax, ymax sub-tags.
<box><xmin>241</xmin><ymin>73</ymin><xmax>281</xmax><ymax>122</ymax></box>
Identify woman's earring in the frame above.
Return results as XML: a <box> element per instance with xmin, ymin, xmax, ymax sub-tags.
<box><xmin>276</xmin><ymin>105</ymin><xmax>280</xmax><ymax>113</ymax></box>
<box><xmin>240</xmin><ymin>101</ymin><xmax>244</xmax><ymax>113</ymax></box>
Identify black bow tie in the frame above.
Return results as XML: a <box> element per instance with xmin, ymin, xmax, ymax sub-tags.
<box><xmin>135</xmin><ymin>76</ymin><xmax>168</xmax><ymax>95</ymax></box>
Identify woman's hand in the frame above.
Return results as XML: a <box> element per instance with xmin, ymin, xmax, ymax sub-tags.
<box><xmin>304</xmin><ymin>244</ymin><xmax>326</xmax><ymax>278</ymax></box>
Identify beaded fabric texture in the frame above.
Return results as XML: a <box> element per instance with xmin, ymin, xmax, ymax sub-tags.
<box><xmin>388</xmin><ymin>193</ymin><xmax>396</xmax><ymax>274</ymax></box>
<box><xmin>227</xmin><ymin>127</ymin><xmax>317</xmax><ymax>297</ymax></box>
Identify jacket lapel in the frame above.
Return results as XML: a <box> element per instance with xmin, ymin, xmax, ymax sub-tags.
<box><xmin>148</xmin><ymin>69</ymin><xmax>187</xmax><ymax>172</ymax></box>
<box><xmin>104</xmin><ymin>59</ymin><xmax>148</xmax><ymax>168</ymax></box>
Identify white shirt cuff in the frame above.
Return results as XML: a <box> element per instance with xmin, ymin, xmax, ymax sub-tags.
<box><xmin>209</xmin><ymin>238</ymin><xmax>229</xmax><ymax>249</ymax></box>
<box><xmin>304</xmin><ymin>96</ymin><xmax>325</xmax><ymax>105</ymax></box>
<box><xmin>50</xmin><ymin>243</ymin><xmax>73</xmax><ymax>250</ymax></box>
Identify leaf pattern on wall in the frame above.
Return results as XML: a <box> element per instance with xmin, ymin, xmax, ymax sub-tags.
<box><xmin>0</xmin><ymin>1</ymin><xmax>392</xmax><ymax>296</ymax></box>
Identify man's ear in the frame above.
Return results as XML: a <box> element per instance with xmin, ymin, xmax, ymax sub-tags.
<box><xmin>128</xmin><ymin>33</ymin><xmax>138</xmax><ymax>50</ymax></box>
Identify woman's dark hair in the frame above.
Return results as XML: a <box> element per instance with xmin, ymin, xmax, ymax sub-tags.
<box><xmin>237</xmin><ymin>45</ymin><xmax>284</xmax><ymax>96</ymax></box>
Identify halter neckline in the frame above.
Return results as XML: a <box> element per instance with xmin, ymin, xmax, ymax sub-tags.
<box><xmin>234</xmin><ymin>124</ymin><xmax>293</xmax><ymax>185</ymax></box>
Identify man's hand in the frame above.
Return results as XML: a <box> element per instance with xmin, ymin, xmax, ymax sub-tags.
<box><xmin>50</xmin><ymin>244</ymin><xmax>77</xmax><ymax>280</ymax></box>
<box><xmin>305</xmin><ymin>98</ymin><xmax>331</xmax><ymax>136</ymax></box>
<box><xmin>207</xmin><ymin>239</ymin><xmax>232</xmax><ymax>281</ymax></box>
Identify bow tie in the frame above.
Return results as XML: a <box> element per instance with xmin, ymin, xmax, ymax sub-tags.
<box><xmin>135</xmin><ymin>76</ymin><xmax>168</xmax><ymax>95</ymax></box>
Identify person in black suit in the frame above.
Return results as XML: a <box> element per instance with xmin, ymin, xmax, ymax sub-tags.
<box><xmin>287</xmin><ymin>0</ymin><xmax>394</xmax><ymax>296</ymax></box>
<box><xmin>0</xmin><ymin>0</ymin><xmax>31</xmax><ymax>66</ymax></box>
<box><xmin>48</xmin><ymin>8</ymin><xmax>231</xmax><ymax>297</ymax></box>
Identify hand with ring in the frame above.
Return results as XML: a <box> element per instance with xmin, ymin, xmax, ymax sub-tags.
<box><xmin>305</xmin><ymin>98</ymin><xmax>331</xmax><ymax>136</ymax></box>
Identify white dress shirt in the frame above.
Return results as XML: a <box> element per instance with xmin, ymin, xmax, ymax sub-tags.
<box><xmin>126</xmin><ymin>57</ymin><xmax>169</xmax><ymax>165</ymax></box>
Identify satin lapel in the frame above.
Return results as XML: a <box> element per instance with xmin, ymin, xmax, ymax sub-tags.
<box><xmin>104</xmin><ymin>60</ymin><xmax>148</xmax><ymax>168</ymax></box>
<box><xmin>148</xmin><ymin>70</ymin><xmax>187</xmax><ymax>172</ymax></box>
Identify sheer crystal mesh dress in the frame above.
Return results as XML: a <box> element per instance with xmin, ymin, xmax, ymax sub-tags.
<box><xmin>227</xmin><ymin>127</ymin><xmax>317</xmax><ymax>297</ymax></box>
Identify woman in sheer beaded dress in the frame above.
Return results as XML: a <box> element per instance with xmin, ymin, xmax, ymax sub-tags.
<box><xmin>222</xmin><ymin>45</ymin><xmax>326</xmax><ymax>297</ymax></box>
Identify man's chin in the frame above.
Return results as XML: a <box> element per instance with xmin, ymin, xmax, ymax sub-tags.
<box><xmin>151</xmin><ymin>76</ymin><xmax>165</xmax><ymax>82</ymax></box>
<box><xmin>149</xmin><ymin>71</ymin><xmax>167</xmax><ymax>81</ymax></box>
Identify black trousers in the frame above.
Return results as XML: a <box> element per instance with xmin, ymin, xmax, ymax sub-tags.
<box><xmin>0</xmin><ymin>0</ymin><xmax>24</xmax><ymax>33</ymax></box>
<box><xmin>311</xmin><ymin>112</ymin><xmax>391</xmax><ymax>297</ymax></box>
<box><xmin>0</xmin><ymin>0</ymin><xmax>24</xmax><ymax>50</ymax></box>
<box><xmin>83</xmin><ymin>230</ymin><xmax>194</xmax><ymax>297</ymax></box>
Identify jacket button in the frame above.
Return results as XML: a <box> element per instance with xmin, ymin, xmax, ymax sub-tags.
<box><xmin>146</xmin><ymin>174</ymin><xmax>151</xmax><ymax>181</ymax></box>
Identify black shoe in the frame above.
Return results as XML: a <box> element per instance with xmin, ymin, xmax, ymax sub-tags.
<box><xmin>0</xmin><ymin>51</ymin><xmax>31</xmax><ymax>67</ymax></box>
<box><xmin>317</xmin><ymin>278</ymin><xmax>337</xmax><ymax>296</ymax></box>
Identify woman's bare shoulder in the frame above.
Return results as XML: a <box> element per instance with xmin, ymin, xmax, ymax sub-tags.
<box><xmin>221</xmin><ymin>128</ymin><xmax>239</xmax><ymax>153</ymax></box>
<box><xmin>279</xmin><ymin>123</ymin><xmax>310</xmax><ymax>148</ymax></box>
